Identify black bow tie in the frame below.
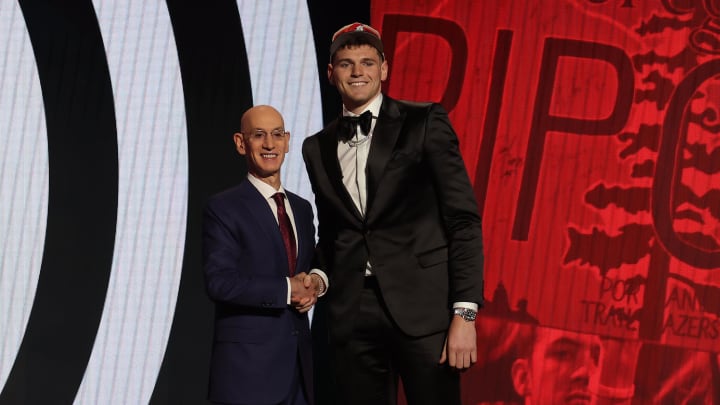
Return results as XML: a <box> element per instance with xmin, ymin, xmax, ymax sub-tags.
<box><xmin>338</xmin><ymin>110</ymin><xmax>373</xmax><ymax>142</ymax></box>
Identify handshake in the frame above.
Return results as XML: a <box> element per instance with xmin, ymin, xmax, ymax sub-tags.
<box><xmin>290</xmin><ymin>272</ymin><xmax>324</xmax><ymax>313</ymax></box>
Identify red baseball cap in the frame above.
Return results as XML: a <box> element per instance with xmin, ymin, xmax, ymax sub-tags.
<box><xmin>329</xmin><ymin>22</ymin><xmax>384</xmax><ymax>58</ymax></box>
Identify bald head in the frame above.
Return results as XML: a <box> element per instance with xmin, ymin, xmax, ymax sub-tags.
<box><xmin>240</xmin><ymin>105</ymin><xmax>285</xmax><ymax>135</ymax></box>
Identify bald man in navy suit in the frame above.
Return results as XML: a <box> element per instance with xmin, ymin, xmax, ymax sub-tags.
<box><xmin>204</xmin><ymin>105</ymin><xmax>327</xmax><ymax>405</ymax></box>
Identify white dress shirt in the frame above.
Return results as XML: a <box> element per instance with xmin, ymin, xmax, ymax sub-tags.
<box><xmin>337</xmin><ymin>94</ymin><xmax>383</xmax><ymax>276</ymax></box>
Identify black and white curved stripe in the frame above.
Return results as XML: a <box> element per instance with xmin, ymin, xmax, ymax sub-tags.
<box><xmin>1</xmin><ymin>0</ymin><xmax>119</xmax><ymax>402</ymax></box>
<box><xmin>0</xmin><ymin>0</ymin><xmax>353</xmax><ymax>403</ymax></box>
<box><xmin>0</xmin><ymin>0</ymin><xmax>48</xmax><ymax>394</ymax></box>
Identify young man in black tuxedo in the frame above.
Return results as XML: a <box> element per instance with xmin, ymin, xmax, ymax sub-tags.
<box><xmin>302</xmin><ymin>23</ymin><xmax>485</xmax><ymax>405</ymax></box>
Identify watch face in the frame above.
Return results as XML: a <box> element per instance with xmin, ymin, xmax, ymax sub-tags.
<box><xmin>454</xmin><ymin>308</ymin><xmax>477</xmax><ymax>321</ymax></box>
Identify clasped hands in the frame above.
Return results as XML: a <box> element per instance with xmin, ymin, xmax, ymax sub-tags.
<box><xmin>290</xmin><ymin>272</ymin><xmax>323</xmax><ymax>313</ymax></box>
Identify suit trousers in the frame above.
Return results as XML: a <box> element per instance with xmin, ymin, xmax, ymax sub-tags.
<box><xmin>332</xmin><ymin>277</ymin><xmax>461</xmax><ymax>405</ymax></box>
<box><xmin>212</xmin><ymin>354</ymin><xmax>308</xmax><ymax>405</ymax></box>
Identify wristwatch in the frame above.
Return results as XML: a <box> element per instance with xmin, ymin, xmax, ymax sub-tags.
<box><xmin>453</xmin><ymin>307</ymin><xmax>477</xmax><ymax>322</ymax></box>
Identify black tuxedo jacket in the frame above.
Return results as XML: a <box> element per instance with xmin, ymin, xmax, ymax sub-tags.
<box><xmin>302</xmin><ymin>96</ymin><xmax>484</xmax><ymax>341</ymax></box>
<box><xmin>202</xmin><ymin>180</ymin><xmax>315</xmax><ymax>404</ymax></box>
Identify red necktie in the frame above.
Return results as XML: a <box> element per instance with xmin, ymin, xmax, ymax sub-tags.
<box><xmin>272</xmin><ymin>193</ymin><xmax>297</xmax><ymax>276</ymax></box>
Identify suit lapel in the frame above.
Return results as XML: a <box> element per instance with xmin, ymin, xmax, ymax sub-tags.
<box><xmin>239</xmin><ymin>181</ymin><xmax>288</xmax><ymax>276</ymax></box>
<box><xmin>366</xmin><ymin>97</ymin><xmax>404</xmax><ymax>216</ymax></box>
<box><xmin>286</xmin><ymin>193</ymin><xmax>310</xmax><ymax>274</ymax></box>
<box><xmin>319</xmin><ymin>121</ymin><xmax>364</xmax><ymax>221</ymax></box>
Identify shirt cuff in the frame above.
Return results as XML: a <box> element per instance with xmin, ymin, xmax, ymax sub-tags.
<box><xmin>286</xmin><ymin>277</ymin><xmax>292</xmax><ymax>305</ymax></box>
<box><xmin>309</xmin><ymin>269</ymin><xmax>329</xmax><ymax>297</ymax></box>
<box><xmin>453</xmin><ymin>302</ymin><xmax>479</xmax><ymax>312</ymax></box>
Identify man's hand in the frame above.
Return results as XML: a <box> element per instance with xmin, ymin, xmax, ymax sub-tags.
<box><xmin>290</xmin><ymin>272</ymin><xmax>317</xmax><ymax>313</ymax></box>
<box><xmin>303</xmin><ymin>273</ymin><xmax>326</xmax><ymax>295</ymax></box>
<box><xmin>439</xmin><ymin>316</ymin><xmax>477</xmax><ymax>371</ymax></box>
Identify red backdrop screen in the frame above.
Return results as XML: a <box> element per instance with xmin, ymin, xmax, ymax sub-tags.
<box><xmin>373</xmin><ymin>1</ymin><xmax>720</xmax><ymax>403</ymax></box>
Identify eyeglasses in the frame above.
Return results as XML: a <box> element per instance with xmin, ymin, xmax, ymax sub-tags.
<box><xmin>247</xmin><ymin>129</ymin><xmax>288</xmax><ymax>141</ymax></box>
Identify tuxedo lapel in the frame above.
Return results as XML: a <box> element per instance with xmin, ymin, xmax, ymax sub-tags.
<box><xmin>366</xmin><ymin>98</ymin><xmax>404</xmax><ymax>217</ymax></box>
<box><xmin>319</xmin><ymin>121</ymin><xmax>364</xmax><ymax>221</ymax></box>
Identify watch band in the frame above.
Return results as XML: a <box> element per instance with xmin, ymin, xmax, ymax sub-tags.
<box><xmin>453</xmin><ymin>307</ymin><xmax>477</xmax><ymax>322</ymax></box>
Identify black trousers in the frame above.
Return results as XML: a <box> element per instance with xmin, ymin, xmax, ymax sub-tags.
<box><xmin>331</xmin><ymin>277</ymin><xmax>461</xmax><ymax>405</ymax></box>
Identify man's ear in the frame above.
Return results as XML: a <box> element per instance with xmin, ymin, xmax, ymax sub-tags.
<box><xmin>511</xmin><ymin>358</ymin><xmax>531</xmax><ymax>397</ymax></box>
<box><xmin>234</xmin><ymin>133</ymin><xmax>246</xmax><ymax>155</ymax></box>
<box><xmin>327</xmin><ymin>64</ymin><xmax>336</xmax><ymax>87</ymax></box>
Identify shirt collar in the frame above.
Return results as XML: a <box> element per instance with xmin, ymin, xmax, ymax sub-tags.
<box><xmin>342</xmin><ymin>93</ymin><xmax>383</xmax><ymax>118</ymax></box>
<box><xmin>247</xmin><ymin>174</ymin><xmax>286</xmax><ymax>200</ymax></box>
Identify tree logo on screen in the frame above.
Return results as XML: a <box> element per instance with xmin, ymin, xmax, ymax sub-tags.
<box><xmin>661</xmin><ymin>0</ymin><xmax>720</xmax><ymax>54</ymax></box>
<box><xmin>564</xmin><ymin>1</ymin><xmax>720</xmax><ymax>343</ymax></box>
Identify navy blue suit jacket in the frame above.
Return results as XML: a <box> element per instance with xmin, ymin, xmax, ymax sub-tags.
<box><xmin>203</xmin><ymin>179</ymin><xmax>315</xmax><ymax>404</ymax></box>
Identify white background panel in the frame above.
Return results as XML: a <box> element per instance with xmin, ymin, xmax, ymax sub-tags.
<box><xmin>236</xmin><ymin>0</ymin><xmax>324</xmax><ymax>203</ymax></box>
<box><xmin>75</xmin><ymin>1</ymin><xmax>188</xmax><ymax>403</ymax></box>
<box><xmin>0</xmin><ymin>0</ymin><xmax>49</xmax><ymax>391</ymax></box>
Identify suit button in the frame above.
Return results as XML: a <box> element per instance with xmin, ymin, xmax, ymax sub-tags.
<box><xmin>365</xmin><ymin>229</ymin><xmax>371</xmax><ymax>236</ymax></box>
<box><xmin>291</xmin><ymin>330</ymin><xmax>299</xmax><ymax>336</ymax></box>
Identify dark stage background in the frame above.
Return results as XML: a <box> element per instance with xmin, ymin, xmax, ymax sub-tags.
<box><xmin>1</xmin><ymin>0</ymin><xmax>719</xmax><ymax>404</ymax></box>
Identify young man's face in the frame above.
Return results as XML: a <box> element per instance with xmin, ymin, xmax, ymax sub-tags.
<box><xmin>513</xmin><ymin>328</ymin><xmax>600</xmax><ymax>405</ymax></box>
<box><xmin>328</xmin><ymin>44</ymin><xmax>387</xmax><ymax>113</ymax></box>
